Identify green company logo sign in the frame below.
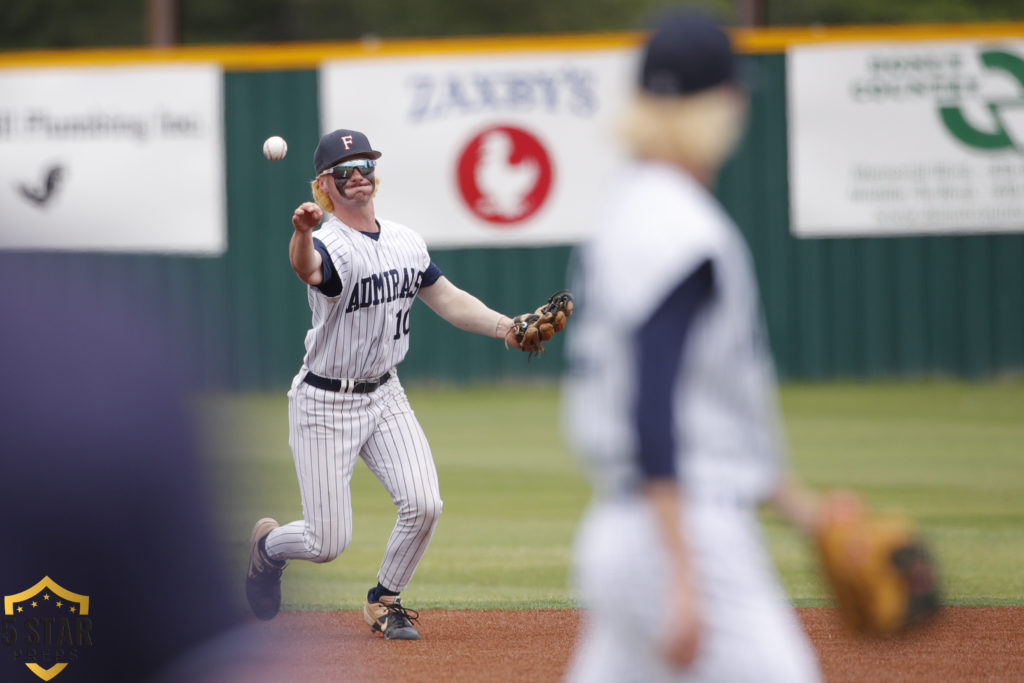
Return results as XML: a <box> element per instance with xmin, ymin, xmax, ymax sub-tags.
<box><xmin>940</xmin><ymin>49</ymin><xmax>1024</xmax><ymax>151</ymax></box>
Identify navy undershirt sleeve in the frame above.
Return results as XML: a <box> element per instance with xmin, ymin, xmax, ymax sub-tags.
<box><xmin>421</xmin><ymin>261</ymin><xmax>443</xmax><ymax>287</ymax></box>
<box><xmin>312</xmin><ymin>237</ymin><xmax>343</xmax><ymax>297</ymax></box>
<box><xmin>632</xmin><ymin>260</ymin><xmax>714</xmax><ymax>481</ymax></box>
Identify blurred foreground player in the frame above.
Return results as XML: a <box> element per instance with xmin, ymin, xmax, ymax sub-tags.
<box><xmin>0</xmin><ymin>254</ymin><xmax>281</xmax><ymax>682</ymax></box>
<box><xmin>563</xmin><ymin>10</ymin><xmax>839</xmax><ymax>682</ymax></box>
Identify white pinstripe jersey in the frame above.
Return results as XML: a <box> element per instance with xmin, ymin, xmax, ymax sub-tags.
<box><xmin>563</xmin><ymin>161</ymin><xmax>785</xmax><ymax>502</ymax></box>
<box><xmin>301</xmin><ymin>214</ymin><xmax>431</xmax><ymax>380</ymax></box>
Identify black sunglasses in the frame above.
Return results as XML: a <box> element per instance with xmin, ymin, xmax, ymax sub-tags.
<box><xmin>321</xmin><ymin>159</ymin><xmax>375</xmax><ymax>180</ymax></box>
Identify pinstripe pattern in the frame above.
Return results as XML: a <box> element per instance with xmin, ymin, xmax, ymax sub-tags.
<box><xmin>263</xmin><ymin>213</ymin><xmax>442</xmax><ymax>594</ymax></box>
<box><xmin>303</xmin><ymin>215</ymin><xmax>429</xmax><ymax>380</ymax></box>
<box><xmin>266</xmin><ymin>373</ymin><xmax>440</xmax><ymax>590</ymax></box>
<box><xmin>359</xmin><ymin>379</ymin><xmax>441</xmax><ymax>589</ymax></box>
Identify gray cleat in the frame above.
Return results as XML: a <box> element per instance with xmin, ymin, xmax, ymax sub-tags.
<box><xmin>245</xmin><ymin>518</ymin><xmax>286</xmax><ymax>620</ymax></box>
<box><xmin>364</xmin><ymin>594</ymin><xmax>421</xmax><ymax>640</ymax></box>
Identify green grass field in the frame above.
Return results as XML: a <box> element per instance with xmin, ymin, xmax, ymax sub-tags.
<box><xmin>200</xmin><ymin>379</ymin><xmax>1024</xmax><ymax>611</ymax></box>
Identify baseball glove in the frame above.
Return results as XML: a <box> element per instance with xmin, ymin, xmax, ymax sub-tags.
<box><xmin>817</xmin><ymin>505</ymin><xmax>940</xmax><ymax>636</ymax></box>
<box><xmin>508</xmin><ymin>289</ymin><xmax>574</xmax><ymax>359</ymax></box>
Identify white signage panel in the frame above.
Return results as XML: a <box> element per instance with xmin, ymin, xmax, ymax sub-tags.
<box><xmin>0</xmin><ymin>64</ymin><xmax>226</xmax><ymax>254</ymax></box>
<box><xmin>320</xmin><ymin>50</ymin><xmax>636</xmax><ymax>247</ymax></box>
<box><xmin>788</xmin><ymin>41</ymin><xmax>1024</xmax><ymax>236</ymax></box>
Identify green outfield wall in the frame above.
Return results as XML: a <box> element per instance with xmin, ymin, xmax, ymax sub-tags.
<box><xmin>6</xmin><ymin>42</ymin><xmax>1023</xmax><ymax>389</ymax></box>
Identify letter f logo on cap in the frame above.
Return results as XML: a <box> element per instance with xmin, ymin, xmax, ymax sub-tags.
<box><xmin>341</xmin><ymin>135</ymin><xmax>354</xmax><ymax>150</ymax></box>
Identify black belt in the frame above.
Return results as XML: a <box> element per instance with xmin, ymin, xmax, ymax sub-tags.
<box><xmin>303</xmin><ymin>370</ymin><xmax>392</xmax><ymax>394</ymax></box>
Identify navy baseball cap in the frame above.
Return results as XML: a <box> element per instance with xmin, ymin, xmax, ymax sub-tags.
<box><xmin>313</xmin><ymin>129</ymin><xmax>382</xmax><ymax>175</ymax></box>
<box><xmin>639</xmin><ymin>9</ymin><xmax>738</xmax><ymax>96</ymax></box>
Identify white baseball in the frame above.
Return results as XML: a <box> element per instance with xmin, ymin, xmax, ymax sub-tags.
<box><xmin>263</xmin><ymin>135</ymin><xmax>288</xmax><ymax>161</ymax></box>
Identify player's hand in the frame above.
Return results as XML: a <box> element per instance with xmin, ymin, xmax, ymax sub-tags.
<box><xmin>660</xmin><ymin>573</ymin><xmax>701</xmax><ymax>669</ymax></box>
<box><xmin>503</xmin><ymin>324</ymin><xmax>521</xmax><ymax>349</ymax></box>
<box><xmin>293</xmin><ymin>202</ymin><xmax>323</xmax><ymax>233</ymax></box>
<box><xmin>816</xmin><ymin>489</ymin><xmax>865</xmax><ymax>532</ymax></box>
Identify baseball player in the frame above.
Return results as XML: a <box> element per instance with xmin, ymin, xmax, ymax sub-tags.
<box><xmin>562</xmin><ymin>10</ymin><xmax>841</xmax><ymax>681</ymax></box>
<box><xmin>246</xmin><ymin>128</ymin><xmax>520</xmax><ymax>640</ymax></box>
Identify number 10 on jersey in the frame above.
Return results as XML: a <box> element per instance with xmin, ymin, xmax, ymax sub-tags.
<box><xmin>393</xmin><ymin>310</ymin><xmax>411</xmax><ymax>340</ymax></box>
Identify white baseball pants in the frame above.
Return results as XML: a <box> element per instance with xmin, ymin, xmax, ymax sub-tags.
<box><xmin>566</xmin><ymin>496</ymin><xmax>821</xmax><ymax>683</ymax></box>
<box><xmin>265</xmin><ymin>371</ymin><xmax>442</xmax><ymax>592</ymax></box>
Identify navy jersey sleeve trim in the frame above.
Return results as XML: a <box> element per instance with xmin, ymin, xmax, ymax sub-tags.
<box><xmin>421</xmin><ymin>261</ymin><xmax>443</xmax><ymax>287</ymax></box>
<box><xmin>312</xmin><ymin>237</ymin><xmax>343</xmax><ymax>297</ymax></box>
<box><xmin>632</xmin><ymin>259</ymin><xmax>714</xmax><ymax>481</ymax></box>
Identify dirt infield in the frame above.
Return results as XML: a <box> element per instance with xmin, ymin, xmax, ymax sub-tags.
<box><xmin>248</xmin><ymin>606</ymin><xmax>1023</xmax><ymax>682</ymax></box>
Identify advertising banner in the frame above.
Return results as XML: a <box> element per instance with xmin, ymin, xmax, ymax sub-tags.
<box><xmin>320</xmin><ymin>49</ymin><xmax>636</xmax><ymax>247</ymax></box>
<box><xmin>788</xmin><ymin>41</ymin><xmax>1024</xmax><ymax>237</ymax></box>
<box><xmin>0</xmin><ymin>64</ymin><xmax>225</xmax><ymax>254</ymax></box>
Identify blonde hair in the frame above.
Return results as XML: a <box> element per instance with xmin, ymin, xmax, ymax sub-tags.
<box><xmin>621</xmin><ymin>85</ymin><xmax>747</xmax><ymax>177</ymax></box>
<box><xmin>311</xmin><ymin>178</ymin><xmax>333</xmax><ymax>213</ymax></box>
<box><xmin>309</xmin><ymin>174</ymin><xmax>382</xmax><ymax>214</ymax></box>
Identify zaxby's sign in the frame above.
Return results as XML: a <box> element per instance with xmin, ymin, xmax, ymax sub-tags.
<box><xmin>320</xmin><ymin>49</ymin><xmax>635</xmax><ymax>247</ymax></box>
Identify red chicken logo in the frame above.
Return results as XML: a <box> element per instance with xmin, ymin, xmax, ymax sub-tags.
<box><xmin>456</xmin><ymin>125</ymin><xmax>553</xmax><ymax>225</ymax></box>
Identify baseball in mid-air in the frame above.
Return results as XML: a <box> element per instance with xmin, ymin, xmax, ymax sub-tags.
<box><xmin>263</xmin><ymin>135</ymin><xmax>288</xmax><ymax>161</ymax></box>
